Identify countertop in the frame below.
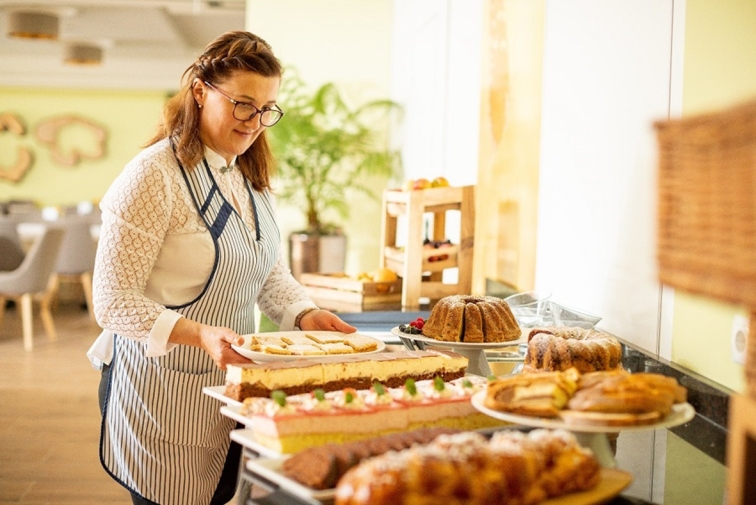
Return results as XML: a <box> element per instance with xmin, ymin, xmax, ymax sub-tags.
<box><xmin>240</xmin><ymin>311</ymin><xmax>732</xmax><ymax>505</ymax></box>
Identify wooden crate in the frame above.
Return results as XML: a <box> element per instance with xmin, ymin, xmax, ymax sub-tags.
<box><xmin>300</xmin><ymin>273</ymin><xmax>402</xmax><ymax>312</ymax></box>
<box><xmin>379</xmin><ymin>185</ymin><xmax>475</xmax><ymax>309</ymax></box>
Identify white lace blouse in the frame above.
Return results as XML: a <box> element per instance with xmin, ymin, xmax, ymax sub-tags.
<box><xmin>87</xmin><ymin>139</ymin><xmax>316</xmax><ymax>367</ymax></box>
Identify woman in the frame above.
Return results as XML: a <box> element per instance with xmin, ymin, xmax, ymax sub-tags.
<box><xmin>89</xmin><ymin>31</ymin><xmax>355</xmax><ymax>505</ymax></box>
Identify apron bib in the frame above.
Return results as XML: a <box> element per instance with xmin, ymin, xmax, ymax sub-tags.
<box><xmin>100</xmin><ymin>157</ymin><xmax>278</xmax><ymax>505</ymax></box>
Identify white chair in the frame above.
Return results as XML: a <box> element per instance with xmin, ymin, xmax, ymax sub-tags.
<box><xmin>0</xmin><ymin>225</ymin><xmax>65</xmax><ymax>351</ymax></box>
<box><xmin>47</xmin><ymin>216</ymin><xmax>98</xmax><ymax>320</ymax></box>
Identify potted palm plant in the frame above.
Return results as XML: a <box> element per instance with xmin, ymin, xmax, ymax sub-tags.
<box><xmin>268</xmin><ymin>71</ymin><xmax>402</xmax><ymax>279</ymax></box>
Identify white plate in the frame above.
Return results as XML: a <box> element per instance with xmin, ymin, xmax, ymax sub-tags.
<box><xmin>391</xmin><ymin>326</ymin><xmax>526</xmax><ymax>349</ymax></box>
<box><xmin>202</xmin><ymin>386</ymin><xmax>243</xmax><ymax>407</ymax></box>
<box><xmin>231</xmin><ymin>331</ymin><xmax>385</xmax><ymax>362</ymax></box>
<box><xmin>246</xmin><ymin>457</ymin><xmax>336</xmax><ymax>501</ymax></box>
<box><xmin>471</xmin><ymin>390</ymin><xmax>696</xmax><ymax>433</ymax></box>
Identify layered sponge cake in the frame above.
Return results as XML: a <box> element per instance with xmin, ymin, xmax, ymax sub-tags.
<box><xmin>422</xmin><ymin>295</ymin><xmax>521</xmax><ymax>343</ymax></box>
<box><xmin>237</xmin><ymin>376</ymin><xmax>505</xmax><ymax>453</ymax></box>
<box><xmin>224</xmin><ymin>350</ymin><xmax>468</xmax><ymax>402</ymax></box>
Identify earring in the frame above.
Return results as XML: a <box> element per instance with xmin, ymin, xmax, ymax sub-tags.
<box><xmin>198</xmin><ymin>104</ymin><xmax>203</xmax><ymax>109</ymax></box>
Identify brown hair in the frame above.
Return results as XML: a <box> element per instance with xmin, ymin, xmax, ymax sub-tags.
<box><xmin>146</xmin><ymin>31</ymin><xmax>282</xmax><ymax>191</ymax></box>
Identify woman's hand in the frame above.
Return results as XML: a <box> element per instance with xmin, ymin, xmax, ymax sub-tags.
<box><xmin>197</xmin><ymin>324</ymin><xmax>252</xmax><ymax>370</ymax></box>
<box><xmin>299</xmin><ymin>309</ymin><xmax>357</xmax><ymax>333</ymax></box>
<box><xmin>170</xmin><ymin>318</ymin><xmax>251</xmax><ymax>370</ymax></box>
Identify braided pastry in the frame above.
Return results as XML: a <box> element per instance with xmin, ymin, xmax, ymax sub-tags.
<box><xmin>334</xmin><ymin>429</ymin><xmax>600</xmax><ymax>505</ymax></box>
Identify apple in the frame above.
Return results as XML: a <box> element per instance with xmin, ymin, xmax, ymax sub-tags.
<box><xmin>403</xmin><ymin>179</ymin><xmax>415</xmax><ymax>192</ymax></box>
<box><xmin>431</xmin><ymin>176</ymin><xmax>450</xmax><ymax>188</ymax></box>
<box><xmin>413</xmin><ymin>178</ymin><xmax>431</xmax><ymax>190</ymax></box>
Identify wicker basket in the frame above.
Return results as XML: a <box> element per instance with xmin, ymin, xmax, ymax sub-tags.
<box><xmin>655</xmin><ymin>100</ymin><xmax>756</xmax><ymax>307</ymax></box>
<box><xmin>655</xmin><ymin>99</ymin><xmax>756</xmax><ymax>395</ymax></box>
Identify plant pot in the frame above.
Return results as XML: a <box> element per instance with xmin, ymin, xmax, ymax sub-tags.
<box><xmin>288</xmin><ymin>231</ymin><xmax>346</xmax><ymax>281</ymax></box>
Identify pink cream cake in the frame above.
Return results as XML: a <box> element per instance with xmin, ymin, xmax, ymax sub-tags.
<box><xmin>237</xmin><ymin>376</ymin><xmax>507</xmax><ymax>453</ymax></box>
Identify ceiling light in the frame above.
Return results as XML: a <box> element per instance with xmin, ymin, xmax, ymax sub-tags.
<box><xmin>64</xmin><ymin>43</ymin><xmax>103</xmax><ymax>66</ymax></box>
<box><xmin>7</xmin><ymin>11</ymin><xmax>59</xmax><ymax>40</ymax></box>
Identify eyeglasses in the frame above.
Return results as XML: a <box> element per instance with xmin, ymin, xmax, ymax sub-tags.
<box><xmin>203</xmin><ymin>81</ymin><xmax>284</xmax><ymax>126</ymax></box>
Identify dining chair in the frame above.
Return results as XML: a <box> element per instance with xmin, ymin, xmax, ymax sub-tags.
<box><xmin>47</xmin><ymin>216</ymin><xmax>97</xmax><ymax>320</ymax></box>
<box><xmin>0</xmin><ymin>216</ymin><xmax>25</xmax><ymax>271</ymax></box>
<box><xmin>0</xmin><ymin>225</ymin><xmax>65</xmax><ymax>351</ymax></box>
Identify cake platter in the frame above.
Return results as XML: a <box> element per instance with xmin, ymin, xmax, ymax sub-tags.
<box><xmin>390</xmin><ymin>326</ymin><xmax>526</xmax><ymax>377</ymax></box>
<box><xmin>230</xmin><ymin>428</ymin><xmax>283</xmax><ymax>460</ymax></box>
<box><xmin>220</xmin><ymin>404</ymin><xmax>255</xmax><ymax>428</ymax></box>
<box><xmin>245</xmin><ymin>456</ymin><xmax>633</xmax><ymax>505</ymax></box>
<box><xmin>471</xmin><ymin>389</ymin><xmax>695</xmax><ymax>467</ymax></box>
<box><xmin>202</xmin><ymin>386</ymin><xmax>243</xmax><ymax>407</ymax></box>
<box><xmin>232</xmin><ymin>331</ymin><xmax>385</xmax><ymax>362</ymax></box>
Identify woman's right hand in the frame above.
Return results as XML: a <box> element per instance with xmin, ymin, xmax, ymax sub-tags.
<box><xmin>197</xmin><ymin>324</ymin><xmax>252</xmax><ymax>370</ymax></box>
<box><xmin>170</xmin><ymin>318</ymin><xmax>251</xmax><ymax>370</ymax></box>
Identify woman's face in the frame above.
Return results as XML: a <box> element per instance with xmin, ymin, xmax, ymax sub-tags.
<box><xmin>193</xmin><ymin>71</ymin><xmax>280</xmax><ymax>164</ymax></box>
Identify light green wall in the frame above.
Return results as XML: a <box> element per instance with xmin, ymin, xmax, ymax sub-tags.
<box><xmin>672</xmin><ymin>0</ymin><xmax>756</xmax><ymax>393</ymax></box>
<box><xmin>664</xmin><ymin>431</ymin><xmax>726</xmax><ymax>503</ymax></box>
<box><xmin>246</xmin><ymin>0</ymin><xmax>395</xmax><ymax>276</ymax></box>
<box><xmin>0</xmin><ymin>87</ymin><xmax>166</xmax><ymax>206</ymax></box>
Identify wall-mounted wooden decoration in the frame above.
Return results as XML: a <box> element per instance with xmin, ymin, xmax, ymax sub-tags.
<box><xmin>0</xmin><ymin>112</ymin><xmax>33</xmax><ymax>183</ymax></box>
<box><xmin>34</xmin><ymin>115</ymin><xmax>107</xmax><ymax>167</ymax></box>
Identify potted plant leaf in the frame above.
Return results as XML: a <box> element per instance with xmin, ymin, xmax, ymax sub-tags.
<box><xmin>268</xmin><ymin>71</ymin><xmax>402</xmax><ymax>279</ymax></box>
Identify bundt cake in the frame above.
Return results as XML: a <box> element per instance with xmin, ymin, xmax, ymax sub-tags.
<box><xmin>524</xmin><ymin>327</ymin><xmax>622</xmax><ymax>373</ymax></box>
<box><xmin>422</xmin><ymin>295</ymin><xmax>521</xmax><ymax>343</ymax></box>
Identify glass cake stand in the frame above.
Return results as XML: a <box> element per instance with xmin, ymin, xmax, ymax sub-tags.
<box><xmin>390</xmin><ymin>327</ymin><xmax>526</xmax><ymax>377</ymax></box>
<box><xmin>471</xmin><ymin>390</ymin><xmax>696</xmax><ymax>467</ymax></box>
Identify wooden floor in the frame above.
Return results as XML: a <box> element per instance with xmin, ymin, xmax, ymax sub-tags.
<box><xmin>0</xmin><ymin>301</ymin><xmax>132</xmax><ymax>504</ymax></box>
<box><xmin>0</xmin><ymin>300</ymin><xmax>248</xmax><ymax>505</ymax></box>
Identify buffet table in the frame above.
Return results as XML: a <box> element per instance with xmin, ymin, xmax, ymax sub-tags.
<box><xmin>231</xmin><ymin>311</ymin><xmax>731</xmax><ymax>505</ymax></box>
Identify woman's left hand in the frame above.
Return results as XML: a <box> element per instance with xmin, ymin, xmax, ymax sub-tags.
<box><xmin>299</xmin><ymin>309</ymin><xmax>357</xmax><ymax>333</ymax></box>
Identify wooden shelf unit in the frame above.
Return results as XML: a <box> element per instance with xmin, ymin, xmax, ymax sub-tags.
<box><xmin>379</xmin><ymin>185</ymin><xmax>475</xmax><ymax>309</ymax></box>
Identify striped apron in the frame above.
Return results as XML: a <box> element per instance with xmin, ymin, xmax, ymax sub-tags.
<box><xmin>99</xmin><ymin>158</ymin><xmax>279</xmax><ymax>505</ymax></box>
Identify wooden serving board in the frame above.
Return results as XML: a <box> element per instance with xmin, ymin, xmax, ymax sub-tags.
<box><xmin>245</xmin><ymin>460</ymin><xmax>632</xmax><ymax>505</ymax></box>
<box><xmin>544</xmin><ymin>468</ymin><xmax>632</xmax><ymax>505</ymax></box>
